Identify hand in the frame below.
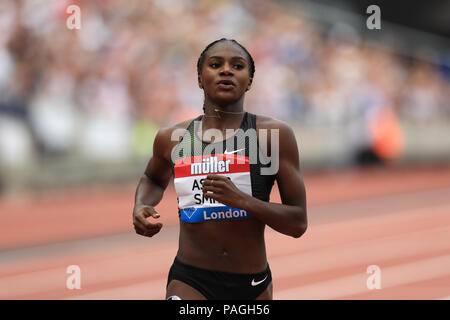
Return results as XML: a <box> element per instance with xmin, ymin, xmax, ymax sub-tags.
<box><xmin>133</xmin><ymin>204</ymin><xmax>163</xmax><ymax>237</ymax></box>
<box><xmin>202</xmin><ymin>174</ymin><xmax>250</xmax><ymax>209</ymax></box>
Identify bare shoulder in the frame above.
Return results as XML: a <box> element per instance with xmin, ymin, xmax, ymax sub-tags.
<box><xmin>156</xmin><ymin>118</ymin><xmax>196</xmax><ymax>139</ymax></box>
<box><xmin>155</xmin><ymin>117</ymin><xmax>197</xmax><ymax>144</ymax></box>
<box><xmin>255</xmin><ymin>114</ymin><xmax>295</xmax><ymax>136</ymax></box>
<box><xmin>153</xmin><ymin>117</ymin><xmax>199</xmax><ymax>159</ymax></box>
<box><xmin>254</xmin><ymin>114</ymin><xmax>299</xmax><ymax>161</ymax></box>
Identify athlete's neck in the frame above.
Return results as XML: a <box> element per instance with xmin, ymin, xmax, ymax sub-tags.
<box><xmin>200</xmin><ymin>99</ymin><xmax>245</xmax><ymax>141</ymax></box>
<box><xmin>203</xmin><ymin>98</ymin><xmax>244</xmax><ymax>121</ymax></box>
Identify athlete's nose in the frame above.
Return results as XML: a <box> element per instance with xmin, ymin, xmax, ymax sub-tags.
<box><xmin>219</xmin><ymin>62</ymin><xmax>233</xmax><ymax>75</ymax></box>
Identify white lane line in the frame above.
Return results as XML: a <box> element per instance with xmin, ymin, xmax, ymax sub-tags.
<box><xmin>67</xmin><ymin>279</ymin><xmax>167</xmax><ymax>300</ymax></box>
<box><xmin>0</xmin><ymin>250</ymin><xmax>173</xmax><ymax>299</ymax></box>
<box><xmin>0</xmin><ymin>227</ymin><xmax>179</xmax><ymax>270</ymax></box>
<box><xmin>265</xmin><ymin>203</ymin><xmax>450</xmax><ymax>258</ymax></box>
<box><xmin>275</xmin><ymin>254</ymin><xmax>450</xmax><ymax>300</ymax></box>
<box><xmin>270</xmin><ymin>226</ymin><xmax>450</xmax><ymax>280</ymax></box>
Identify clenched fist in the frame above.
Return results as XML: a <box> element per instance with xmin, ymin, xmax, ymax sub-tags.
<box><xmin>133</xmin><ymin>204</ymin><xmax>163</xmax><ymax>237</ymax></box>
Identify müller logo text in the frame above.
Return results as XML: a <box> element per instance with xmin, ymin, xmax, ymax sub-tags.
<box><xmin>191</xmin><ymin>157</ymin><xmax>231</xmax><ymax>175</ymax></box>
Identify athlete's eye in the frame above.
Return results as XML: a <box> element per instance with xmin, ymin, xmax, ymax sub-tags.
<box><xmin>234</xmin><ymin>64</ymin><xmax>244</xmax><ymax>69</ymax></box>
<box><xmin>210</xmin><ymin>62</ymin><xmax>220</xmax><ymax>68</ymax></box>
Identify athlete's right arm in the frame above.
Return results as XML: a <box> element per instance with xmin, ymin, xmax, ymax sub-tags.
<box><xmin>133</xmin><ymin>127</ymin><xmax>173</xmax><ymax>238</ymax></box>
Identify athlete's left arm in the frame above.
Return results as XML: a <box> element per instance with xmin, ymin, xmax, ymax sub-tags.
<box><xmin>202</xmin><ymin>120</ymin><xmax>307</xmax><ymax>238</ymax></box>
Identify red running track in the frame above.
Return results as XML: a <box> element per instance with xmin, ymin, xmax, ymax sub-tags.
<box><xmin>0</xmin><ymin>165</ymin><xmax>449</xmax><ymax>299</ymax></box>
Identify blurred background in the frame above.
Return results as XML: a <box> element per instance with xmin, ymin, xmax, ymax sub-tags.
<box><xmin>1</xmin><ymin>0</ymin><xmax>449</xmax><ymax>300</ymax></box>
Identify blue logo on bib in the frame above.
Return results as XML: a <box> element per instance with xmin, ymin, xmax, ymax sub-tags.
<box><xmin>180</xmin><ymin>206</ymin><xmax>251</xmax><ymax>223</ymax></box>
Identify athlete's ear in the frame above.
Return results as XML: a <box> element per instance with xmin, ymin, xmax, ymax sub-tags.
<box><xmin>246</xmin><ymin>77</ymin><xmax>253</xmax><ymax>92</ymax></box>
<box><xmin>198</xmin><ymin>76</ymin><xmax>203</xmax><ymax>89</ymax></box>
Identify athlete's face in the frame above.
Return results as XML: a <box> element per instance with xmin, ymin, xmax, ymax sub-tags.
<box><xmin>198</xmin><ymin>42</ymin><xmax>253</xmax><ymax>104</ymax></box>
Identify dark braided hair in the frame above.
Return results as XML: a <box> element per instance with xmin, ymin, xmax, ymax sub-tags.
<box><xmin>196</xmin><ymin>38</ymin><xmax>255</xmax><ymax>78</ymax></box>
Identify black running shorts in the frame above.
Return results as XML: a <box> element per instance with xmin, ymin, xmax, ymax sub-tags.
<box><xmin>166</xmin><ymin>257</ymin><xmax>272</xmax><ymax>300</ymax></box>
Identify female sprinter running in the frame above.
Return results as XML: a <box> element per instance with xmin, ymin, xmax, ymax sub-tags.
<box><xmin>133</xmin><ymin>38</ymin><xmax>307</xmax><ymax>300</ymax></box>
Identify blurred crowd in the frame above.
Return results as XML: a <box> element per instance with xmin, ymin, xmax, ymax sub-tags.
<box><xmin>0</xmin><ymin>0</ymin><xmax>449</xmax><ymax>167</ymax></box>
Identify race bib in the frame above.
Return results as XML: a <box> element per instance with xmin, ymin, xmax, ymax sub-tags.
<box><xmin>174</xmin><ymin>154</ymin><xmax>252</xmax><ymax>223</ymax></box>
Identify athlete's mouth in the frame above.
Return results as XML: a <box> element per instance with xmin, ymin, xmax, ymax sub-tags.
<box><xmin>217</xmin><ymin>79</ymin><xmax>236</xmax><ymax>89</ymax></box>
